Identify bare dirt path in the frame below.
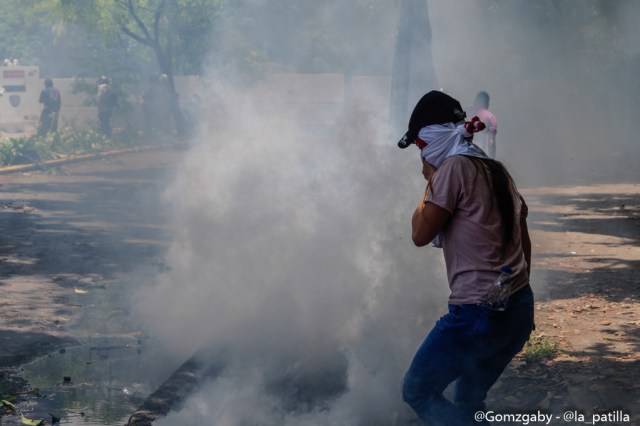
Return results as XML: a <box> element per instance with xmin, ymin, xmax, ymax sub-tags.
<box><xmin>487</xmin><ymin>183</ymin><xmax>640</xmax><ymax>424</ymax></box>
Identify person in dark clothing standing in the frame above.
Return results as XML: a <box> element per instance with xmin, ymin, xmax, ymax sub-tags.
<box><xmin>96</xmin><ymin>76</ymin><xmax>117</xmax><ymax>136</ymax></box>
<box><xmin>38</xmin><ymin>78</ymin><xmax>61</xmax><ymax>136</ymax></box>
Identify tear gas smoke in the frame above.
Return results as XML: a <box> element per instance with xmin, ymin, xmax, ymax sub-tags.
<box><xmin>134</xmin><ymin>86</ymin><xmax>449</xmax><ymax>424</ymax></box>
<box><xmin>428</xmin><ymin>1</ymin><xmax>640</xmax><ymax>186</ymax></box>
<box><xmin>132</xmin><ymin>1</ymin><xmax>640</xmax><ymax>424</ymax></box>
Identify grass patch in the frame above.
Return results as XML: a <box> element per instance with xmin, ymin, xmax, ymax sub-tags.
<box><xmin>520</xmin><ymin>332</ymin><xmax>559</xmax><ymax>363</ymax></box>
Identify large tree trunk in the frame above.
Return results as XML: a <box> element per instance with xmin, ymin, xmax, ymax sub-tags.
<box><xmin>389</xmin><ymin>0</ymin><xmax>438</xmax><ymax>139</ymax></box>
<box><xmin>154</xmin><ymin>43</ymin><xmax>187</xmax><ymax>138</ymax></box>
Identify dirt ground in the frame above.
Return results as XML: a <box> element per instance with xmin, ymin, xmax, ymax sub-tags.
<box><xmin>0</xmin><ymin>150</ymin><xmax>638</xmax><ymax>424</ymax></box>
<box><xmin>486</xmin><ymin>183</ymin><xmax>640</xmax><ymax>424</ymax></box>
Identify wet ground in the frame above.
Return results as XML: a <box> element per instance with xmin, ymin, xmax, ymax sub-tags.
<box><xmin>0</xmin><ymin>148</ymin><xmax>185</xmax><ymax>425</ymax></box>
<box><xmin>0</xmin><ymin>149</ymin><xmax>638</xmax><ymax>425</ymax></box>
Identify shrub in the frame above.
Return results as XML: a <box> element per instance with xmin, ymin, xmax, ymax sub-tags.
<box><xmin>0</xmin><ymin>128</ymin><xmax>147</xmax><ymax>167</ymax></box>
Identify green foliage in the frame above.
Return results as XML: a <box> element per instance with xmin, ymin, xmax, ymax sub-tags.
<box><xmin>0</xmin><ymin>135</ymin><xmax>45</xmax><ymax>166</ymax></box>
<box><xmin>2</xmin><ymin>0</ymin><xmax>633</xmax><ymax>92</ymax></box>
<box><xmin>213</xmin><ymin>0</ymin><xmax>397</xmax><ymax>77</ymax></box>
<box><xmin>162</xmin><ymin>0</ymin><xmax>224</xmax><ymax>75</ymax></box>
<box><xmin>0</xmin><ymin>0</ymin><xmax>54</xmax><ymax>66</ymax></box>
<box><xmin>2</xmin><ymin>0</ymin><xmax>396</xmax><ymax>81</ymax></box>
<box><xmin>520</xmin><ymin>333</ymin><xmax>559</xmax><ymax>363</ymax></box>
<box><xmin>55</xmin><ymin>0</ymin><xmax>223</xmax><ymax>77</ymax></box>
<box><xmin>1</xmin><ymin>394</ymin><xmax>17</xmax><ymax>415</ymax></box>
<box><xmin>0</xmin><ymin>129</ymin><xmax>145</xmax><ymax>167</ymax></box>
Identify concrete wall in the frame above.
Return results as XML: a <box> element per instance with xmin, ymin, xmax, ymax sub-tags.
<box><xmin>1</xmin><ymin>73</ymin><xmax>391</xmax><ymax>135</ymax></box>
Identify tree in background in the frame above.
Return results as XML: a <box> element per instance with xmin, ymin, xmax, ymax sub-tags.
<box><xmin>112</xmin><ymin>0</ymin><xmax>221</xmax><ymax>136</ymax></box>
<box><xmin>211</xmin><ymin>0</ymin><xmax>397</xmax><ymax>78</ymax></box>
<box><xmin>5</xmin><ymin>0</ymin><xmax>635</xmax><ymax>153</ymax></box>
<box><xmin>389</xmin><ymin>0</ymin><xmax>437</xmax><ymax>138</ymax></box>
<box><xmin>50</xmin><ymin>0</ymin><xmax>222</xmax><ymax>136</ymax></box>
<box><xmin>3</xmin><ymin>1</ymin><xmax>398</xmax><ymax>81</ymax></box>
<box><xmin>0</xmin><ymin>0</ymin><xmax>87</xmax><ymax>76</ymax></box>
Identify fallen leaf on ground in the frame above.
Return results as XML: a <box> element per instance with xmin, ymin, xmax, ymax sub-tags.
<box><xmin>20</xmin><ymin>415</ymin><xmax>44</xmax><ymax>425</ymax></box>
<box><xmin>1</xmin><ymin>399</ymin><xmax>16</xmax><ymax>409</ymax></box>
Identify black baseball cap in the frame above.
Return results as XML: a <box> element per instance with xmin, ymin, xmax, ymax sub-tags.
<box><xmin>397</xmin><ymin>90</ymin><xmax>466</xmax><ymax>148</ymax></box>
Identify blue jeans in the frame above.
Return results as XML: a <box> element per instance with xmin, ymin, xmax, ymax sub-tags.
<box><xmin>403</xmin><ymin>285</ymin><xmax>534</xmax><ymax>425</ymax></box>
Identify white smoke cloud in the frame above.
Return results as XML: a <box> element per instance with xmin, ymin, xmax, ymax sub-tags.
<box><xmin>133</xmin><ymin>83</ymin><xmax>449</xmax><ymax>425</ymax></box>
<box><xmin>428</xmin><ymin>1</ymin><xmax>640</xmax><ymax>186</ymax></box>
<box><xmin>131</xmin><ymin>1</ymin><xmax>640</xmax><ymax>424</ymax></box>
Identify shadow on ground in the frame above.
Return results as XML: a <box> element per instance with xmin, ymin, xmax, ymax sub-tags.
<box><xmin>528</xmin><ymin>191</ymin><xmax>639</xmax><ymax>302</ymax></box>
<box><xmin>485</xmin><ymin>188</ymin><xmax>640</xmax><ymax>422</ymax></box>
<box><xmin>0</xmin><ymin>166</ymin><xmax>175</xmax><ymax>279</ymax></box>
<box><xmin>0</xmin><ymin>155</ymin><xmax>178</xmax><ymax>369</ymax></box>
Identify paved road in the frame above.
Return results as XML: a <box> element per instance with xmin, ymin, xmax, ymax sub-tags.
<box><xmin>2</xmin><ymin>150</ymin><xmax>638</xmax><ymax>424</ymax></box>
<box><xmin>0</xmin><ymin>148</ymin><xmax>182</xmax><ymax>369</ymax></box>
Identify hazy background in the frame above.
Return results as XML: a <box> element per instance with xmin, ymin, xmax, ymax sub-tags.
<box><xmin>120</xmin><ymin>0</ymin><xmax>637</xmax><ymax>424</ymax></box>
<box><xmin>0</xmin><ymin>0</ymin><xmax>636</xmax><ymax>424</ymax></box>
<box><xmin>137</xmin><ymin>82</ymin><xmax>447</xmax><ymax>424</ymax></box>
<box><xmin>428</xmin><ymin>1</ymin><xmax>640</xmax><ymax>186</ymax></box>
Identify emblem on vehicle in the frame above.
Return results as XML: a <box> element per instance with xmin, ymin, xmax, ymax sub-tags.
<box><xmin>9</xmin><ymin>94</ymin><xmax>20</xmax><ymax>107</ymax></box>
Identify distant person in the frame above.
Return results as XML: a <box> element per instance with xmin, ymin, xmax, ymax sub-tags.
<box><xmin>96</xmin><ymin>76</ymin><xmax>117</xmax><ymax>137</ymax></box>
<box><xmin>470</xmin><ymin>91</ymin><xmax>497</xmax><ymax>158</ymax></box>
<box><xmin>38</xmin><ymin>78</ymin><xmax>61</xmax><ymax>136</ymax></box>
<box><xmin>398</xmin><ymin>91</ymin><xmax>533</xmax><ymax>425</ymax></box>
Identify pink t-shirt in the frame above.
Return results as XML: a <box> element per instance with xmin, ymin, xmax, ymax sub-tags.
<box><xmin>427</xmin><ymin>155</ymin><xmax>529</xmax><ymax>305</ymax></box>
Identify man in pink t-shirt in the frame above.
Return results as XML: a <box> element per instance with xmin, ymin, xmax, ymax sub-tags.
<box><xmin>400</xmin><ymin>91</ymin><xmax>533</xmax><ymax>426</ymax></box>
<box><xmin>471</xmin><ymin>91</ymin><xmax>497</xmax><ymax>158</ymax></box>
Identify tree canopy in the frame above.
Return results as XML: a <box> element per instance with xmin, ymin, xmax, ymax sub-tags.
<box><xmin>0</xmin><ymin>1</ymin><xmax>399</xmax><ymax>80</ymax></box>
<box><xmin>0</xmin><ymin>0</ymin><xmax>635</xmax><ymax>92</ymax></box>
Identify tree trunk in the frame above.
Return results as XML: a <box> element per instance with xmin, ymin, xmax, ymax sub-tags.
<box><xmin>389</xmin><ymin>0</ymin><xmax>438</xmax><ymax>139</ymax></box>
<box><xmin>154</xmin><ymin>42</ymin><xmax>187</xmax><ymax>138</ymax></box>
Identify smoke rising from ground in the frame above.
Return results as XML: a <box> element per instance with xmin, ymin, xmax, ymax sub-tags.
<box><xmin>135</xmin><ymin>87</ymin><xmax>449</xmax><ymax>424</ymax></box>
<box><xmin>130</xmin><ymin>1</ymin><xmax>639</xmax><ymax>424</ymax></box>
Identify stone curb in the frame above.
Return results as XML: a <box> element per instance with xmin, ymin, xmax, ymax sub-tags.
<box><xmin>0</xmin><ymin>144</ymin><xmax>178</xmax><ymax>175</ymax></box>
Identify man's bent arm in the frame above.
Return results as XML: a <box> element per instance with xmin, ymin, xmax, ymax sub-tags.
<box><xmin>412</xmin><ymin>202</ymin><xmax>450</xmax><ymax>247</ymax></box>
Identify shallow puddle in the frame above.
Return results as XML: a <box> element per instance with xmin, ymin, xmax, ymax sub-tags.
<box><xmin>4</xmin><ymin>276</ymin><xmax>179</xmax><ymax>425</ymax></box>
<box><xmin>8</xmin><ymin>334</ymin><xmax>172</xmax><ymax>426</ymax></box>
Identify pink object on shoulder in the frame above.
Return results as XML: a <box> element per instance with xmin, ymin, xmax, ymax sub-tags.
<box><xmin>476</xmin><ymin>108</ymin><xmax>497</xmax><ymax>133</ymax></box>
